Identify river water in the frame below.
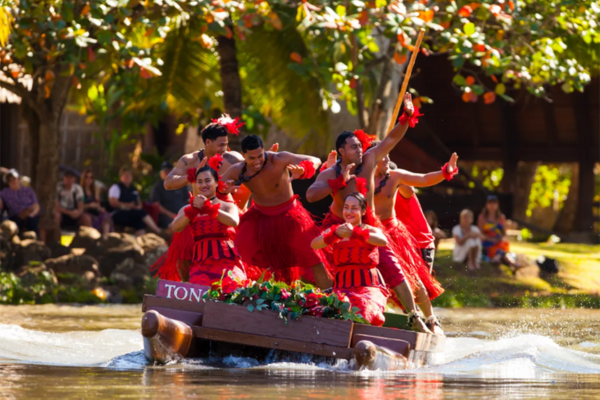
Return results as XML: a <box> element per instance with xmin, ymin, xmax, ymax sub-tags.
<box><xmin>0</xmin><ymin>305</ymin><xmax>599</xmax><ymax>399</ymax></box>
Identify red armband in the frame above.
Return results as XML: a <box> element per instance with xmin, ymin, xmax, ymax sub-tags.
<box><xmin>355</xmin><ymin>177</ymin><xmax>367</xmax><ymax>196</ymax></box>
<box><xmin>298</xmin><ymin>160</ymin><xmax>316</xmax><ymax>180</ymax></box>
<box><xmin>323</xmin><ymin>225</ymin><xmax>341</xmax><ymax>245</ymax></box>
<box><xmin>187</xmin><ymin>168</ymin><xmax>196</xmax><ymax>183</ymax></box>
<box><xmin>398</xmin><ymin>107</ymin><xmax>424</xmax><ymax>128</ymax></box>
<box><xmin>200</xmin><ymin>201</ymin><xmax>221</xmax><ymax>219</ymax></box>
<box><xmin>184</xmin><ymin>205</ymin><xmax>201</xmax><ymax>221</ymax></box>
<box><xmin>320</xmin><ymin>163</ymin><xmax>329</xmax><ymax>173</ymax></box>
<box><xmin>441</xmin><ymin>163</ymin><xmax>458</xmax><ymax>181</ymax></box>
<box><xmin>351</xmin><ymin>226</ymin><xmax>370</xmax><ymax>242</ymax></box>
<box><xmin>327</xmin><ymin>174</ymin><xmax>347</xmax><ymax>196</ymax></box>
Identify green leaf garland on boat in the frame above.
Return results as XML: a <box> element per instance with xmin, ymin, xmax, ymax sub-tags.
<box><xmin>203</xmin><ymin>270</ymin><xmax>368</xmax><ymax>324</ymax></box>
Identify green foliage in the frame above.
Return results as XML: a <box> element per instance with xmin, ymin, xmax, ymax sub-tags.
<box><xmin>527</xmin><ymin>164</ymin><xmax>572</xmax><ymax>217</ymax></box>
<box><xmin>204</xmin><ymin>272</ymin><xmax>368</xmax><ymax>323</ymax></box>
<box><xmin>471</xmin><ymin>165</ymin><xmax>504</xmax><ymax>190</ymax></box>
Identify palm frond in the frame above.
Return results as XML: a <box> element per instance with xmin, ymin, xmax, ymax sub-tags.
<box><xmin>238</xmin><ymin>24</ymin><xmax>330</xmax><ymax>154</ymax></box>
<box><xmin>146</xmin><ymin>26</ymin><xmax>222</xmax><ymax>116</ymax></box>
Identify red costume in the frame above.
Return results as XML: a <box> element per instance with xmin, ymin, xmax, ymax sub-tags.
<box><xmin>394</xmin><ymin>194</ymin><xmax>435</xmax><ymax>250</ymax></box>
<box><xmin>322</xmin><ymin>211</ymin><xmax>406</xmax><ymax>290</ymax></box>
<box><xmin>381</xmin><ymin>215</ymin><xmax>444</xmax><ymax>300</ymax></box>
<box><xmin>328</xmin><ymin>233</ymin><xmax>389</xmax><ymax>326</ymax></box>
<box><xmin>235</xmin><ymin>195</ymin><xmax>331</xmax><ymax>284</ymax></box>
<box><xmin>188</xmin><ymin>213</ymin><xmax>246</xmax><ymax>285</ymax></box>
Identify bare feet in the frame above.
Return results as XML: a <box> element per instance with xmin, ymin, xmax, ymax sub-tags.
<box><xmin>408</xmin><ymin>312</ymin><xmax>433</xmax><ymax>334</ymax></box>
<box><xmin>425</xmin><ymin>315</ymin><xmax>444</xmax><ymax>335</ymax></box>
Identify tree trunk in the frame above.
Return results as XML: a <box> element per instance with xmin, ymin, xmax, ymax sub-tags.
<box><xmin>554</xmin><ymin>163</ymin><xmax>579</xmax><ymax>234</ymax></box>
<box><xmin>367</xmin><ymin>40</ymin><xmax>398</xmax><ymax>138</ymax></box>
<box><xmin>35</xmin><ymin>73</ymin><xmax>71</xmax><ymax>242</ymax></box>
<box><xmin>20</xmin><ymin>102</ymin><xmax>40</xmax><ymax>182</ymax></box>
<box><xmin>512</xmin><ymin>161</ymin><xmax>539</xmax><ymax>221</ymax></box>
<box><xmin>217</xmin><ymin>33</ymin><xmax>243</xmax><ymax>151</ymax></box>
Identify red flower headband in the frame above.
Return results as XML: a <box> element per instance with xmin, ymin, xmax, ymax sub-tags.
<box><xmin>353</xmin><ymin>129</ymin><xmax>375</xmax><ymax>151</ymax></box>
<box><xmin>211</xmin><ymin>114</ymin><xmax>245</xmax><ymax>135</ymax></box>
<box><xmin>207</xmin><ymin>154</ymin><xmax>227</xmax><ymax>193</ymax></box>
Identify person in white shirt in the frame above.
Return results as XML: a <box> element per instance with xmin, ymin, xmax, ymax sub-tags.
<box><xmin>452</xmin><ymin>209</ymin><xmax>483</xmax><ymax>271</ymax></box>
<box><xmin>54</xmin><ymin>170</ymin><xmax>85</xmax><ymax>230</ymax></box>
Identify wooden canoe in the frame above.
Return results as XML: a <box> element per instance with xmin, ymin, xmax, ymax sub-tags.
<box><xmin>141</xmin><ymin>280</ymin><xmax>444</xmax><ymax>370</ymax></box>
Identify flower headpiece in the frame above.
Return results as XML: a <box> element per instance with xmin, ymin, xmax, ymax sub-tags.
<box><xmin>353</xmin><ymin>129</ymin><xmax>375</xmax><ymax>151</ymax></box>
<box><xmin>212</xmin><ymin>114</ymin><xmax>245</xmax><ymax>135</ymax></box>
<box><xmin>207</xmin><ymin>154</ymin><xmax>227</xmax><ymax>193</ymax></box>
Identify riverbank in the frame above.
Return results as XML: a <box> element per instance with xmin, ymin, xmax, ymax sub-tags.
<box><xmin>432</xmin><ymin>240</ymin><xmax>600</xmax><ymax>308</ymax></box>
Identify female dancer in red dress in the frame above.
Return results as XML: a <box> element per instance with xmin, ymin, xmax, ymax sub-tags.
<box><xmin>168</xmin><ymin>165</ymin><xmax>246</xmax><ymax>285</ymax></box>
<box><xmin>312</xmin><ymin>193</ymin><xmax>389</xmax><ymax>326</ymax></box>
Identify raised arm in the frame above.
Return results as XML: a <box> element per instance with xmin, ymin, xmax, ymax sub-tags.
<box><xmin>306</xmin><ymin>169</ymin><xmax>334</xmax><ymax>203</ymax></box>
<box><xmin>395</xmin><ymin>153</ymin><xmax>458</xmax><ymax>187</ymax></box>
<box><xmin>164</xmin><ymin>153</ymin><xmax>196</xmax><ymax>190</ymax></box>
<box><xmin>367</xmin><ymin>92</ymin><xmax>415</xmax><ymax>162</ymax></box>
<box><xmin>171</xmin><ymin>206</ymin><xmax>191</xmax><ymax>232</ymax></box>
<box><xmin>276</xmin><ymin>151</ymin><xmax>322</xmax><ymax>171</ymax></box>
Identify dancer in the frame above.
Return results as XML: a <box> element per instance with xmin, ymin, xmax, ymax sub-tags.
<box><xmin>170</xmin><ymin>165</ymin><xmax>246</xmax><ymax>285</ymax></box>
<box><xmin>370</xmin><ymin>148</ymin><xmax>458</xmax><ymax>333</ymax></box>
<box><xmin>377</xmin><ymin>149</ymin><xmax>459</xmax><ymax>272</ymax></box>
<box><xmin>307</xmin><ymin>93</ymin><xmax>432</xmax><ymax>333</ymax></box>
<box><xmin>311</xmin><ymin>193</ymin><xmax>389</xmax><ymax>326</ymax></box>
<box><xmin>151</xmin><ymin>116</ymin><xmax>247</xmax><ymax>281</ymax></box>
<box><xmin>220</xmin><ymin>134</ymin><xmax>332</xmax><ymax>288</ymax></box>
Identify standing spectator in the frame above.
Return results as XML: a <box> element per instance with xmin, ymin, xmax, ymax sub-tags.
<box><xmin>477</xmin><ymin>195</ymin><xmax>520</xmax><ymax>269</ymax></box>
<box><xmin>80</xmin><ymin>168</ymin><xmax>112</xmax><ymax>235</ymax></box>
<box><xmin>54</xmin><ymin>170</ymin><xmax>85</xmax><ymax>230</ymax></box>
<box><xmin>109</xmin><ymin>166</ymin><xmax>161</xmax><ymax>236</ymax></box>
<box><xmin>151</xmin><ymin>161</ymin><xmax>188</xmax><ymax>230</ymax></box>
<box><xmin>0</xmin><ymin>169</ymin><xmax>40</xmax><ymax>235</ymax></box>
<box><xmin>452</xmin><ymin>209</ymin><xmax>482</xmax><ymax>271</ymax></box>
<box><xmin>424</xmin><ymin>210</ymin><xmax>447</xmax><ymax>250</ymax></box>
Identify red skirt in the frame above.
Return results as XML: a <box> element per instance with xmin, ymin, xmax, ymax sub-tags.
<box><xmin>382</xmin><ymin>216</ymin><xmax>444</xmax><ymax>300</ymax></box>
<box><xmin>335</xmin><ymin>286</ymin><xmax>388</xmax><ymax>327</ymax></box>
<box><xmin>234</xmin><ymin>195</ymin><xmax>331</xmax><ymax>284</ymax></box>
<box><xmin>150</xmin><ymin>225</ymin><xmax>194</xmax><ymax>281</ymax></box>
<box><xmin>189</xmin><ymin>256</ymin><xmax>247</xmax><ymax>286</ymax></box>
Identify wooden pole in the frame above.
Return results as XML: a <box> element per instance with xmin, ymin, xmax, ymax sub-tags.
<box><xmin>386</xmin><ymin>29</ymin><xmax>425</xmax><ymax>134</ymax></box>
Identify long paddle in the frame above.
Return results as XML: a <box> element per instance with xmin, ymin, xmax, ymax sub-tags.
<box><xmin>386</xmin><ymin>29</ymin><xmax>426</xmax><ymax>134</ymax></box>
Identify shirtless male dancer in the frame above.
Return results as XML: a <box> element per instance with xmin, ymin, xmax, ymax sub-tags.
<box><xmin>220</xmin><ymin>135</ymin><xmax>333</xmax><ymax>288</ymax></box>
<box><xmin>371</xmin><ymin>146</ymin><xmax>458</xmax><ymax>333</ymax></box>
<box><xmin>307</xmin><ymin>93</ymin><xmax>431</xmax><ymax>332</ymax></box>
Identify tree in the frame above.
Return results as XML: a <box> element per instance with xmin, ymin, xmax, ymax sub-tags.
<box><xmin>290</xmin><ymin>0</ymin><xmax>599</xmax><ymax>135</ymax></box>
<box><xmin>0</xmin><ymin>0</ymin><xmax>217</xmax><ymax>239</ymax></box>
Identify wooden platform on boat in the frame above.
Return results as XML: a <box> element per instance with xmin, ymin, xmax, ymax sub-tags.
<box><xmin>141</xmin><ymin>280</ymin><xmax>444</xmax><ymax>369</ymax></box>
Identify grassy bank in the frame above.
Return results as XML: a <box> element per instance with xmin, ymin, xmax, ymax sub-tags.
<box><xmin>432</xmin><ymin>240</ymin><xmax>600</xmax><ymax>308</ymax></box>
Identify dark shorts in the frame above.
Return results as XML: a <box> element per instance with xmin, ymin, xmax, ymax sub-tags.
<box><xmin>420</xmin><ymin>248</ymin><xmax>435</xmax><ymax>272</ymax></box>
<box><xmin>9</xmin><ymin>215</ymin><xmax>39</xmax><ymax>236</ymax></box>
<box><xmin>112</xmin><ymin>209</ymin><xmax>148</xmax><ymax>231</ymax></box>
<box><xmin>60</xmin><ymin>212</ymin><xmax>80</xmax><ymax>229</ymax></box>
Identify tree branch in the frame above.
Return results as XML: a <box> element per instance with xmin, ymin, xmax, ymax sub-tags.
<box><xmin>0</xmin><ymin>76</ymin><xmax>38</xmax><ymax>111</ymax></box>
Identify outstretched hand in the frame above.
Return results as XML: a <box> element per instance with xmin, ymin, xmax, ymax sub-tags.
<box><xmin>326</xmin><ymin>150</ymin><xmax>337</xmax><ymax>169</ymax></box>
<box><xmin>287</xmin><ymin>164</ymin><xmax>305</xmax><ymax>183</ymax></box>
<box><xmin>222</xmin><ymin>180</ymin><xmax>240</xmax><ymax>194</ymax></box>
<box><xmin>342</xmin><ymin>163</ymin><xmax>356</xmax><ymax>182</ymax></box>
<box><xmin>199</xmin><ymin>157</ymin><xmax>208</xmax><ymax>168</ymax></box>
<box><xmin>269</xmin><ymin>143</ymin><xmax>279</xmax><ymax>152</ymax></box>
<box><xmin>403</xmin><ymin>92</ymin><xmax>414</xmax><ymax>117</ymax></box>
<box><xmin>447</xmin><ymin>152</ymin><xmax>459</xmax><ymax>173</ymax></box>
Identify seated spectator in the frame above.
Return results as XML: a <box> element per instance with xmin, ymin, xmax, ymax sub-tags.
<box><xmin>109</xmin><ymin>166</ymin><xmax>161</xmax><ymax>236</ymax></box>
<box><xmin>80</xmin><ymin>168</ymin><xmax>112</xmax><ymax>235</ymax></box>
<box><xmin>0</xmin><ymin>169</ymin><xmax>40</xmax><ymax>235</ymax></box>
<box><xmin>151</xmin><ymin>161</ymin><xmax>188</xmax><ymax>230</ymax></box>
<box><xmin>54</xmin><ymin>170</ymin><xmax>85</xmax><ymax>231</ymax></box>
<box><xmin>452</xmin><ymin>209</ymin><xmax>482</xmax><ymax>271</ymax></box>
<box><xmin>424</xmin><ymin>210</ymin><xmax>447</xmax><ymax>250</ymax></box>
<box><xmin>477</xmin><ymin>195</ymin><xmax>520</xmax><ymax>269</ymax></box>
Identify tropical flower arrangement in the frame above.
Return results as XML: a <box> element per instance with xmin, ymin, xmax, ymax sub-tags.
<box><xmin>202</xmin><ymin>272</ymin><xmax>368</xmax><ymax>324</ymax></box>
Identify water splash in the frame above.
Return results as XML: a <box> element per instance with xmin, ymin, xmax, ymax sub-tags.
<box><xmin>0</xmin><ymin>323</ymin><xmax>599</xmax><ymax>377</ymax></box>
